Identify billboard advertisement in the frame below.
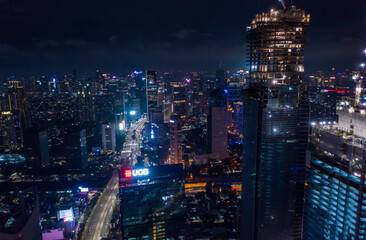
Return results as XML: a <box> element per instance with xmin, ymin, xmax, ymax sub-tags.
<box><xmin>57</xmin><ymin>207</ymin><xmax>74</xmax><ymax>222</ymax></box>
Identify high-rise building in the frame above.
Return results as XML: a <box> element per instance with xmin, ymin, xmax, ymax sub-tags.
<box><xmin>303</xmin><ymin>124</ymin><xmax>366</xmax><ymax>240</ymax></box>
<box><xmin>146</xmin><ymin>70</ymin><xmax>158</xmax><ymax>121</ymax></box>
<box><xmin>190</xmin><ymin>72</ymin><xmax>204</xmax><ymax>117</ymax></box>
<box><xmin>216</xmin><ymin>68</ymin><xmax>226</xmax><ymax>89</ymax></box>
<box><xmin>0</xmin><ymin>92</ymin><xmax>24</xmax><ymax>153</ymax></box>
<box><xmin>64</xmin><ymin>128</ymin><xmax>87</xmax><ymax>169</ymax></box>
<box><xmin>147</xmin><ymin>109</ymin><xmax>165</xmax><ymax>146</ymax></box>
<box><xmin>207</xmin><ymin>89</ymin><xmax>228</xmax><ymax>158</ymax></box>
<box><xmin>169</xmin><ymin>115</ymin><xmax>182</xmax><ymax>165</ymax></box>
<box><xmin>233</xmin><ymin>101</ymin><xmax>244</xmax><ymax>137</ymax></box>
<box><xmin>241</xmin><ymin>5</ymin><xmax>310</xmax><ymax>240</ymax></box>
<box><xmin>337</xmin><ymin>104</ymin><xmax>366</xmax><ymax>137</ymax></box>
<box><xmin>0</xmin><ymin>79</ymin><xmax>31</xmax><ymax>153</ymax></box>
<box><xmin>23</xmin><ymin>128</ymin><xmax>50</xmax><ymax>167</ymax></box>
<box><xmin>78</xmin><ymin>80</ymin><xmax>94</xmax><ymax>123</ymax></box>
<box><xmin>0</xmin><ymin>110</ymin><xmax>21</xmax><ymax>153</ymax></box>
<box><xmin>157</xmin><ymin>81</ymin><xmax>165</xmax><ymax>108</ymax></box>
<box><xmin>118</xmin><ymin>164</ymin><xmax>186</xmax><ymax>239</ymax></box>
<box><xmin>133</xmin><ymin>71</ymin><xmax>147</xmax><ymax>116</ymax></box>
<box><xmin>190</xmin><ymin>72</ymin><xmax>203</xmax><ymax>93</ymax></box>
<box><xmin>101</xmin><ymin>124</ymin><xmax>116</xmax><ymax>152</ymax></box>
<box><xmin>172</xmin><ymin>82</ymin><xmax>187</xmax><ymax>119</ymax></box>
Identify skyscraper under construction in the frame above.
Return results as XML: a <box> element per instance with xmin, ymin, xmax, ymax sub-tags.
<box><xmin>241</xmin><ymin>4</ymin><xmax>310</xmax><ymax>240</ymax></box>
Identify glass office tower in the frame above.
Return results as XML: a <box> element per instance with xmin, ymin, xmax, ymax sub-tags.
<box><xmin>146</xmin><ymin>70</ymin><xmax>158</xmax><ymax>121</ymax></box>
<box><xmin>241</xmin><ymin>5</ymin><xmax>310</xmax><ymax>240</ymax></box>
<box><xmin>119</xmin><ymin>164</ymin><xmax>186</xmax><ymax>240</ymax></box>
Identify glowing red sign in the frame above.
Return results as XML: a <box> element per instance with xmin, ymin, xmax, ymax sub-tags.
<box><xmin>124</xmin><ymin>169</ymin><xmax>132</xmax><ymax>178</ymax></box>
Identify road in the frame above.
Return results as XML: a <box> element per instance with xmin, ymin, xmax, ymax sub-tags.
<box><xmin>81</xmin><ymin>117</ymin><xmax>146</xmax><ymax>240</ymax></box>
<box><xmin>81</xmin><ymin>170</ymin><xmax>118</xmax><ymax>240</ymax></box>
<box><xmin>121</xmin><ymin>117</ymin><xmax>147</xmax><ymax>167</ymax></box>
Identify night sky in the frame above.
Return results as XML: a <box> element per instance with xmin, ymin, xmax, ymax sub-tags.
<box><xmin>0</xmin><ymin>0</ymin><xmax>365</xmax><ymax>75</ymax></box>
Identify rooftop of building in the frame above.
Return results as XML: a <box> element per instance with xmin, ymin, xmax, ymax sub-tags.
<box><xmin>313</xmin><ymin>125</ymin><xmax>366</xmax><ymax>151</ymax></box>
<box><xmin>249</xmin><ymin>6</ymin><xmax>310</xmax><ymax>29</ymax></box>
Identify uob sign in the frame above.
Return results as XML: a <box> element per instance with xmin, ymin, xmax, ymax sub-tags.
<box><xmin>132</xmin><ymin>168</ymin><xmax>149</xmax><ymax>177</ymax></box>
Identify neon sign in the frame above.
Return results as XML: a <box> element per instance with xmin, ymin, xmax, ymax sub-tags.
<box><xmin>133</xmin><ymin>168</ymin><xmax>149</xmax><ymax>176</ymax></box>
<box><xmin>124</xmin><ymin>169</ymin><xmax>132</xmax><ymax>178</ymax></box>
<box><xmin>78</xmin><ymin>187</ymin><xmax>89</xmax><ymax>193</ymax></box>
<box><xmin>124</xmin><ymin>168</ymin><xmax>149</xmax><ymax>178</ymax></box>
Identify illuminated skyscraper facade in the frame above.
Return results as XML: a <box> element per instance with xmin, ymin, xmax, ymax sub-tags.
<box><xmin>207</xmin><ymin>89</ymin><xmax>228</xmax><ymax>158</ymax></box>
<box><xmin>101</xmin><ymin>124</ymin><xmax>116</xmax><ymax>152</ymax></box>
<box><xmin>146</xmin><ymin>70</ymin><xmax>158</xmax><ymax>121</ymax></box>
<box><xmin>190</xmin><ymin>72</ymin><xmax>204</xmax><ymax>117</ymax></box>
<box><xmin>119</xmin><ymin>165</ymin><xmax>186</xmax><ymax>239</ymax></box>
<box><xmin>304</xmin><ymin>126</ymin><xmax>366</xmax><ymax>240</ymax></box>
<box><xmin>169</xmin><ymin>115</ymin><xmax>182</xmax><ymax>165</ymax></box>
<box><xmin>172</xmin><ymin>82</ymin><xmax>187</xmax><ymax>119</ymax></box>
<box><xmin>241</xmin><ymin>6</ymin><xmax>310</xmax><ymax>240</ymax></box>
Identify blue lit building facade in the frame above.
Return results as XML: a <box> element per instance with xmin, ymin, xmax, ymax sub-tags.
<box><xmin>241</xmin><ymin>6</ymin><xmax>310</xmax><ymax>240</ymax></box>
<box><xmin>119</xmin><ymin>164</ymin><xmax>186</xmax><ymax>240</ymax></box>
<box><xmin>304</xmin><ymin>126</ymin><xmax>366</xmax><ymax>240</ymax></box>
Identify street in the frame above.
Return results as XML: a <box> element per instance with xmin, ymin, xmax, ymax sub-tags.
<box><xmin>81</xmin><ymin>117</ymin><xmax>146</xmax><ymax>240</ymax></box>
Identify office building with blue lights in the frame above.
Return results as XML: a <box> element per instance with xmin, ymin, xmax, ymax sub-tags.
<box><xmin>304</xmin><ymin>120</ymin><xmax>366</xmax><ymax>239</ymax></box>
<box><xmin>118</xmin><ymin>164</ymin><xmax>186</xmax><ymax>240</ymax></box>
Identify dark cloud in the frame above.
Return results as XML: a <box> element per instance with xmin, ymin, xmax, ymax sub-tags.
<box><xmin>0</xmin><ymin>44</ymin><xmax>17</xmax><ymax>57</ymax></box>
<box><xmin>172</xmin><ymin>29</ymin><xmax>195</xmax><ymax>40</ymax></box>
<box><xmin>108</xmin><ymin>36</ymin><xmax>118</xmax><ymax>44</ymax></box>
<box><xmin>64</xmin><ymin>39</ymin><xmax>95</xmax><ymax>48</ymax></box>
<box><xmin>35</xmin><ymin>40</ymin><xmax>60</xmax><ymax>49</ymax></box>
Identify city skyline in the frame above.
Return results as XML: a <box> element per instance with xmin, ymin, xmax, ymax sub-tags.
<box><xmin>0</xmin><ymin>0</ymin><xmax>365</xmax><ymax>75</ymax></box>
<box><xmin>1</xmin><ymin>2</ymin><xmax>366</xmax><ymax>240</ymax></box>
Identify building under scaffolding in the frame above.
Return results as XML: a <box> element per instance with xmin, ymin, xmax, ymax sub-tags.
<box><xmin>247</xmin><ymin>6</ymin><xmax>310</xmax><ymax>86</ymax></box>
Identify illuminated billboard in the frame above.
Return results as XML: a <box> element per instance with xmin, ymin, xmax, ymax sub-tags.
<box><xmin>57</xmin><ymin>208</ymin><xmax>74</xmax><ymax>222</ymax></box>
<box><xmin>119</xmin><ymin>165</ymin><xmax>184</xmax><ymax>188</ymax></box>
<box><xmin>123</xmin><ymin>168</ymin><xmax>149</xmax><ymax>178</ymax></box>
<box><xmin>78</xmin><ymin>186</ymin><xmax>89</xmax><ymax>193</ymax></box>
